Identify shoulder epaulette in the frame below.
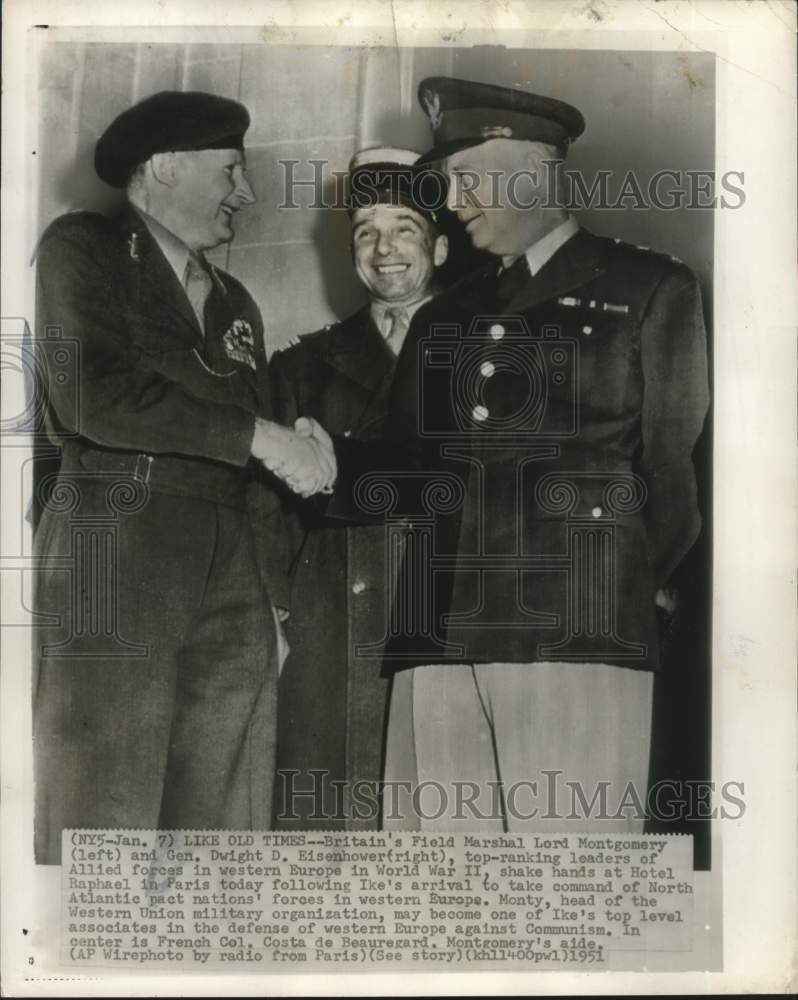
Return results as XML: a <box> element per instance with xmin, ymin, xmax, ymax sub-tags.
<box><xmin>609</xmin><ymin>234</ymin><xmax>684</xmax><ymax>267</ymax></box>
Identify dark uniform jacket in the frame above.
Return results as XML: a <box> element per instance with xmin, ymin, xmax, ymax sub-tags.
<box><xmin>33</xmin><ymin>207</ymin><xmax>289</xmax><ymax>861</ymax></box>
<box><xmin>269</xmin><ymin>307</ymin><xmax>396</xmax><ymax>828</ymax></box>
<box><xmin>331</xmin><ymin>227</ymin><xmax>710</xmax><ymax>674</ymax></box>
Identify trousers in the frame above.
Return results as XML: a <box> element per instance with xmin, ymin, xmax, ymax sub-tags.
<box><xmin>33</xmin><ymin>488</ymin><xmax>277</xmax><ymax>863</ymax></box>
<box><xmin>383</xmin><ymin>661</ymin><xmax>653</xmax><ymax>832</ymax></box>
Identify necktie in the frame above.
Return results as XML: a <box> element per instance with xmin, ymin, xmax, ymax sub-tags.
<box><xmin>496</xmin><ymin>254</ymin><xmax>530</xmax><ymax>305</ymax></box>
<box><xmin>383</xmin><ymin>306</ymin><xmax>410</xmax><ymax>356</ymax></box>
<box><xmin>183</xmin><ymin>254</ymin><xmax>213</xmax><ymax>335</ymax></box>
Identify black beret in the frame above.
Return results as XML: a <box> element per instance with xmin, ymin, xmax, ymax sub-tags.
<box><xmin>94</xmin><ymin>91</ymin><xmax>250</xmax><ymax>188</ymax></box>
<box><xmin>347</xmin><ymin>147</ymin><xmax>444</xmax><ymax>224</ymax></box>
<box><xmin>416</xmin><ymin>76</ymin><xmax>585</xmax><ymax>165</ymax></box>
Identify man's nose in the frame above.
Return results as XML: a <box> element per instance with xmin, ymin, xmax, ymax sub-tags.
<box><xmin>236</xmin><ymin>172</ymin><xmax>256</xmax><ymax>205</ymax></box>
<box><xmin>375</xmin><ymin>231</ymin><xmax>395</xmax><ymax>255</ymax></box>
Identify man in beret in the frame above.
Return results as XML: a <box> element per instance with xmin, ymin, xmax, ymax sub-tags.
<box><xmin>313</xmin><ymin>76</ymin><xmax>709</xmax><ymax>830</ymax></box>
<box><xmin>269</xmin><ymin>148</ymin><xmax>452</xmax><ymax>829</ymax></box>
<box><xmin>32</xmin><ymin>90</ymin><xmax>334</xmax><ymax>864</ymax></box>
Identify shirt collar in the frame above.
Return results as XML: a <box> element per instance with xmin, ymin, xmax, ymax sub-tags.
<box><xmin>131</xmin><ymin>205</ymin><xmax>194</xmax><ymax>284</ymax></box>
<box><xmin>370</xmin><ymin>295</ymin><xmax>431</xmax><ymax>340</ymax></box>
<box><xmin>503</xmin><ymin>214</ymin><xmax>579</xmax><ymax>276</ymax></box>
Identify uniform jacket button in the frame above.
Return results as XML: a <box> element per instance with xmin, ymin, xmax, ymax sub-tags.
<box><xmin>489</xmin><ymin>323</ymin><xmax>505</xmax><ymax>341</ymax></box>
<box><xmin>480</xmin><ymin>360</ymin><xmax>496</xmax><ymax>377</ymax></box>
<box><xmin>472</xmin><ymin>404</ymin><xmax>489</xmax><ymax>422</ymax></box>
<box><xmin>591</xmin><ymin>506</ymin><xmax>603</xmax><ymax>518</ymax></box>
<box><xmin>351</xmin><ymin>580</ymin><xmax>366</xmax><ymax>595</ymax></box>
<box><xmin>582</xmin><ymin>325</ymin><xmax>593</xmax><ymax>335</ymax></box>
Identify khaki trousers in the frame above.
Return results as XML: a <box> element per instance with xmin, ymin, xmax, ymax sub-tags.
<box><xmin>383</xmin><ymin>661</ymin><xmax>653</xmax><ymax>832</ymax></box>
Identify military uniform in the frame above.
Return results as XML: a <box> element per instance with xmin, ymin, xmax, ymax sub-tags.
<box><xmin>331</xmin><ymin>225</ymin><xmax>709</xmax><ymax>829</ymax></box>
<box><xmin>270</xmin><ymin>308</ymin><xmax>398</xmax><ymax>829</ymax></box>
<box><xmin>268</xmin><ymin>145</ymin><xmax>452</xmax><ymax>829</ymax></box>
<box><xmin>336</xmin><ymin>226</ymin><xmax>708</xmax><ymax>671</ymax></box>
<box><xmin>33</xmin><ymin>203</ymin><xmax>289</xmax><ymax>863</ymax></box>
<box><xmin>328</xmin><ymin>75</ymin><xmax>710</xmax><ymax>829</ymax></box>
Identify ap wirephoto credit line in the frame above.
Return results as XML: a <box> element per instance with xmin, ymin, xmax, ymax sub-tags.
<box><xmin>1</xmin><ymin>1</ymin><xmax>796</xmax><ymax>996</ymax></box>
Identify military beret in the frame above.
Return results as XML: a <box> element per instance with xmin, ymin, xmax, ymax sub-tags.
<box><xmin>347</xmin><ymin>146</ymin><xmax>444</xmax><ymax>224</ymax></box>
<box><xmin>94</xmin><ymin>90</ymin><xmax>250</xmax><ymax>188</ymax></box>
<box><xmin>416</xmin><ymin>76</ymin><xmax>585</xmax><ymax>165</ymax></box>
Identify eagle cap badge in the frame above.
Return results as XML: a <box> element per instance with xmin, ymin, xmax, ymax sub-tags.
<box><xmin>422</xmin><ymin>89</ymin><xmax>444</xmax><ymax>130</ymax></box>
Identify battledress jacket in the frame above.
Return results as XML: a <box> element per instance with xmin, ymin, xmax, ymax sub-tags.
<box><xmin>32</xmin><ymin>208</ymin><xmax>289</xmax><ymax>862</ymax></box>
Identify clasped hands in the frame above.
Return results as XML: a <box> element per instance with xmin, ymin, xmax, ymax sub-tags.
<box><xmin>251</xmin><ymin>416</ymin><xmax>336</xmax><ymax>498</ymax></box>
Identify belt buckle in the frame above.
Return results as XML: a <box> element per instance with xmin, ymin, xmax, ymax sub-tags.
<box><xmin>134</xmin><ymin>453</ymin><xmax>153</xmax><ymax>484</ymax></box>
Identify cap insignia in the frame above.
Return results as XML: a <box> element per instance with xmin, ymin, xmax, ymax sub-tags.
<box><xmin>481</xmin><ymin>125</ymin><xmax>514</xmax><ymax>139</ymax></box>
<box><xmin>422</xmin><ymin>89</ymin><xmax>444</xmax><ymax>130</ymax></box>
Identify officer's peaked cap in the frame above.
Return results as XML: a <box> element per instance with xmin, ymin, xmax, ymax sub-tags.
<box><xmin>417</xmin><ymin>76</ymin><xmax>585</xmax><ymax>165</ymax></box>
<box><xmin>348</xmin><ymin>146</ymin><xmax>441</xmax><ymax>225</ymax></box>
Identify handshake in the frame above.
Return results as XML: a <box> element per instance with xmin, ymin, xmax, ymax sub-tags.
<box><xmin>251</xmin><ymin>416</ymin><xmax>337</xmax><ymax>498</ymax></box>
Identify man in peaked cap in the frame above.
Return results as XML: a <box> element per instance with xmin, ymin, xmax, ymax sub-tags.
<box><xmin>32</xmin><ymin>90</ymin><xmax>335</xmax><ymax>863</ymax></box>
<box><xmin>268</xmin><ymin>147</ymin><xmax>453</xmax><ymax>829</ymax></box>
<box><xmin>310</xmin><ymin>77</ymin><xmax>710</xmax><ymax>830</ymax></box>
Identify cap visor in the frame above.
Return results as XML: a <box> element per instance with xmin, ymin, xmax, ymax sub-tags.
<box><xmin>415</xmin><ymin>136</ymin><xmax>489</xmax><ymax>169</ymax></box>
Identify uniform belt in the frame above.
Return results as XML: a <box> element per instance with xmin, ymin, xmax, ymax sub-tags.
<box><xmin>61</xmin><ymin>444</ymin><xmax>250</xmax><ymax>510</ymax></box>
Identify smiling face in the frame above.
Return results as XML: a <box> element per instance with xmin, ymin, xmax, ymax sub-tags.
<box><xmin>351</xmin><ymin>204</ymin><xmax>448</xmax><ymax>306</ymax></box>
<box><xmin>443</xmin><ymin>138</ymin><xmax>563</xmax><ymax>258</ymax></box>
<box><xmin>158</xmin><ymin>148</ymin><xmax>255</xmax><ymax>252</ymax></box>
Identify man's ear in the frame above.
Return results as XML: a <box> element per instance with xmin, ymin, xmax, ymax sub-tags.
<box><xmin>149</xmin><ymin>152</ymin><xmax>179</xmax><ymax>186</ymax></box>
<box><xmin>527</xmin><ymin>141</ymin><xmax>565</xmax><ymax>191</ymax></box>
<box><xmin>433</xmin><ymin>233</ymin><xmax>449</xmax><ymax>267</ymax></box>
